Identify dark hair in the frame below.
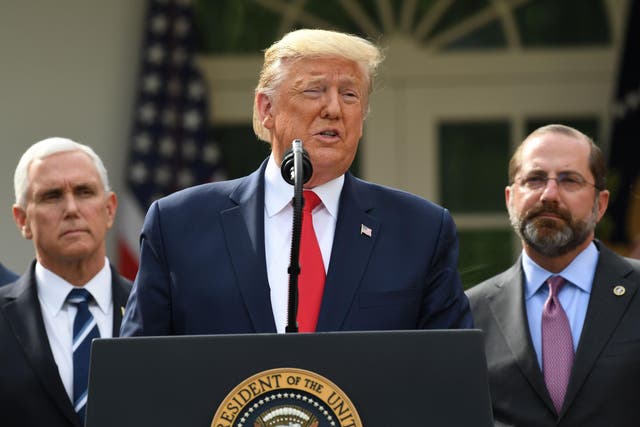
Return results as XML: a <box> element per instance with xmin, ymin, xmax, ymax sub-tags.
<box><xmin>508</xmin><ymin>124</ymin><xmax>606</xmax><ymax>190</ymax></box>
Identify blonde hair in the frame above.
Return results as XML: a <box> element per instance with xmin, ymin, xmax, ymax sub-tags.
<box><xmin>253</xmin><ymin>28</ymin><xmax>384</xmax><ymax>142</ymax></box>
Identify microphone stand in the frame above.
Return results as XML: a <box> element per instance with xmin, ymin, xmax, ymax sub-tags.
<box><xmin>283</xmin><ymin>139</ymin><xmax>308</xmax><ymax>333</ymax></box>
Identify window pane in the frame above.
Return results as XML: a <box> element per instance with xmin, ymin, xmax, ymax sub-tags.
<box><xmin>458</xmin><ymin>229</ymin><xmax>514</xmax><ymax>290</ymax></box>
<box><xmin>439</xmin><ymin>120</ymin><xmax>510</xmax><ymax>212</ymax></box>
<box><xmin>516</xmin><ymin>0</ymin><xmax>610</xmax><ymax>47</ymax></box>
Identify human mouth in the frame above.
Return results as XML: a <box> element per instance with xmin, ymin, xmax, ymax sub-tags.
<box><xmin>315</xmin><ymin>129</ymin><xmax>341</xmax><ymax>141</ymax></box>
<box><xmin>61</xmin><ymin>228</ymin><xmax>88</xmax><ymax>238</ymax></box>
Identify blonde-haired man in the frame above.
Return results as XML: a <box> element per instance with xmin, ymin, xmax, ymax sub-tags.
<box><xmin>122</xmin><ymin>29</ymin><xmax>471</xmax><ymax>336</ymax></box>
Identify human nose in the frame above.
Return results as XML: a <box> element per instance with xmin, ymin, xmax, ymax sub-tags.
<box><xmin>321</xmin><ymin>89</ymin><xmax>341</xmax><ymax>119</ymax></box>
<box><xmin>540</xmin><ymin>177</ymin><xmax>561</xmax><ymax>201</ymax></box>
<box><xmin>62</xmin><ymin>193</ymin><xmax>80</xmax><ymax>215</ymax></box>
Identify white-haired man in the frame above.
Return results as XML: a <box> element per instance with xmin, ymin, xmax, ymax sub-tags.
<box><xmin>0</xmin><ymin>137</ymin><xmax>131</xmax><ymax>427</ymax></box>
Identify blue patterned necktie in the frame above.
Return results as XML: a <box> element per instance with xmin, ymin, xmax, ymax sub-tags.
<box><xmin>67</xmin><ymin>288</ymin><xmax>100</xmax><ymax>424</ymax></box>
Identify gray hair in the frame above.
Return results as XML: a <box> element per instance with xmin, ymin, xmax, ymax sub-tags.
<box><xmin>253</xmin><ymin>28</ymin><xmax>384</xmax><ymax>142</ymax></box>
<box><xmin>14</xmin><ymin>137</ymin><xmax>111</xmax><ymax>208</ymax></box>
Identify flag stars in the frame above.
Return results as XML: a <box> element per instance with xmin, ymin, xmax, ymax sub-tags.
<box><xmin>174</xmin><ymin>17</ymin><xmax>191</xmax><ymax>36</ymax></box>
<box><xmin>183</xmin><ymin>109</ymin><xmax>202</xmax><ymax>130</ymax></box>
<box><xmin>202</xmin><ymin>143</ymin><xmax>221</xmax><ymax>163</ymax></box>
<box><xmin>129</xmin><ymin>162</ymin><xmax>148</xmax><ymax>184</ymax></box>
<box><xmin>188</xmin><ymin>81</ymin><xmax>205</xmax><ymax>100</ymax></box>
<box><xmin>612</xmin><ymin>86</ymin><xmax>640</xmax><ymax>119</ymax></box>
<box><xmin>177</xmin><ymin>169</ymin><xmax>195</xmax><ymax>188</ymax></box>
<box><xmin>139</xmin><ymin>103</ymin><xmax>157</xmax><ymax>124</ymax></box>
<box><xmin>151</xmin><ymin>14</ymin><xmax>168</xmax><ymax>34</ymax></box>
<box><xmin>625</xmin><ymin>90</ymin><xmax>639</xmax><ymax>110</ymax></box>
<box><xmin>143</xmin><ymin>73</ymin><xmax>161</xmax><ymax>94</ymax></box>
<box><xmin>159</xmin><ymin>137</ymin><xmax>176</xmax><ymax>157</ymax></box>
<box><xmin>154</xmin><ymin>166</ymin><xmax>172</xmax><ymax>186</ymax></box>
<box><xmin>134</xmin><ymin>133</ymin><xmax>153</xmax><ymax>153</ymax></box>
<box><xmin>147</xmin><ymin>44</ymin><xmax>165</xmax><ymax>64</ymax></box>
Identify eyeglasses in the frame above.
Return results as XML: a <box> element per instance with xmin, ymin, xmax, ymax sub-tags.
<box><xmin>514</xmin><ymin>172</ymin><xmax>600</xmax><ymax>192</ymax></box>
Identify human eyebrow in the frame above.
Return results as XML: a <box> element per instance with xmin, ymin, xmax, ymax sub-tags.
<box><xmin>35</xmin><ymin>188</ymin><xmax>63</xmax><ymax>202</ymax></box>
<box><xmin>73</xmin><ymin>183</ymin><xmax>99</xmax><ymax>196</ymax></box>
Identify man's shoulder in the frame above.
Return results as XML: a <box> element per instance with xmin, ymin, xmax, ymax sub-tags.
<box><xmin>351</xmin><ymin>175</ymin><xmax>446</xmax><ymax>214</ymax></box>
<box><xmin>597</xmin><ymin>241</ymin><xmax>640</xmax><ymax>276</ymax></box>
<box><xmin>466</xmin><ymin>264</ymin><xmax>519</xmax><ymax>301</ymax></box>
<box><xmin>111</xmin><ymin>270</ymin><xmax>133</xmax><ymax>293</ymax></box>
<box><xmin>0</xmin><ymin>270</ymin><xmax>31</xmax><ymax>301</ymax></box>
<box><xmin>164</xmin><ymin>177</ymin><xmax>245</xmax><ymax>204</ymax></box>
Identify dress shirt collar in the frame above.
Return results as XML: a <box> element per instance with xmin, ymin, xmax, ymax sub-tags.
<box><xmin>35</xmin><ymin>258</ymin><xmax>113</xmax><ymax>315</ymax></box>
<box><xmin>522</xmin><ymin>241</ymin><xmax>599</xmax><ymax>299</ymax></box>
<box><xmin>264</xmin><ymin>154</ymin><xmax>344</xmax><ymax>218</ymax></box>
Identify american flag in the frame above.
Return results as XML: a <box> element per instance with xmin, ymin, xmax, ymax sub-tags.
<box><xmin>118</xmin><ymin>0</ymin><xmax>226</xmax><ymax>279</ymax></box>
<box><xmin>607</xmin><ymin>0</ymin><xmax>640</xmax><ymax>256</ymax></box>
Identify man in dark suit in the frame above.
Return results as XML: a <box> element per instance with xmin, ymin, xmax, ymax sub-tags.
<box><xmin>467</xmin><ymin>124</ymin><xmax>640</xmax><ymax>426</ymax></box>
<box><xmin>0</xmin><ymin>137</ymin><xmax>132</xmax><ymax>427</ymax></box>
<box><xmin>0</xmin><ymin>261</ymin><xmax>18</xmax><ymax>286</ymax></box>
<box><xmin>121</xmin><ymin>28</ymin><xmax>471</xmax><ymax>336</ymax></box>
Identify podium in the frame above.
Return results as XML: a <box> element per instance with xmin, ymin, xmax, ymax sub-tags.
<box><xmin>86</xmin><ymin>330</ymin><xmax>493</xmax><ymax>426</ymax></box>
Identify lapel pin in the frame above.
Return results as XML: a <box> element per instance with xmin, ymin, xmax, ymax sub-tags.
<box><xmin>360</xmin><ymin>224</ymin><xmax>372</xmax><ymax>237</ymax></box>
<box><xmin>613</xmin><ymin>285</ymin><xmax>626</xmax><ymax>296</ymax></box>
<box><xmin>121</xmin><ymin>306</ymin><xmax>126</xmax><ymax>316</ymax></box>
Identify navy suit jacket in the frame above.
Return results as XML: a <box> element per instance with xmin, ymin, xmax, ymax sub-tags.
<box><xmin>0</xmin><ymin>261</ymin><xmax>132</xmax><ymax>427</ymax></box>
<box><xmin>467</xmin><ymin>242</ymin><xmax>640</xmax><ymax>426</ymax></box>
<box><xmin>0</xmin><ymin>261</ymin><xmax>19</xmax><ymax>286</ymax></box>
<box><xmin>121</xmin><ymin>161</ymin><xmax>472</xmax><ymax>336</ymax></box>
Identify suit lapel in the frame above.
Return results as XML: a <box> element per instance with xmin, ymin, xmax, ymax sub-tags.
<box><xmin>316</xmin><ymin>174</ymin><xmax>379</xmax><ymax>331</ymax></box>
<box><xmin>486</xmin><ymin>262</ymin><xmax>556</xmax><ymax>412</ymax></box>
<box><xmin>221</xmin><ymin>162</ymin><xmax>276</xmax><ymax>333</ymax></box>
<box><xmin>109</xmin><ymin>266</ymin><xmax>131</xmax><ymax>336</ymax></box>
<box><xmin>562</xmin><ymin>244</ymin><xmax>639</xmax><ymax>414</ymax></box>
<box><xmin>1</xmin><ymin>266</ymin><xmax>80</xmax><ymax>426</ymax></box>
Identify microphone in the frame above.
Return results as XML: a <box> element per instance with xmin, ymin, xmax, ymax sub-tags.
<box><xmin>281</xmin><ymin>140</ymin><xmax>313</xmax><ymax>185</ymax></box>
<box><xmin>281</xmin><ymin>139</ymin><xmax>312</xmax><ymax>333</ymax></box>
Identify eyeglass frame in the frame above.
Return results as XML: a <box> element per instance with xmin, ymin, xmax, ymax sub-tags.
<box><xmin>512</xmin><ymin>171</ymin><xmax>604</xmax><ymax>192</ymax></box>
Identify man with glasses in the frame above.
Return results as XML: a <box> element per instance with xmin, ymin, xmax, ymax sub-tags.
<box><xmin>467</xmin><ymin>124</ymin><xmax>640</xmax><ymax>426</ymax></box>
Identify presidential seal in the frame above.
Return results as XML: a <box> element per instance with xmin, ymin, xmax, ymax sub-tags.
<box><xmin>211</xmin><ymin>367</ymin><xmax>362</xmax><ymax>427</ymax></box>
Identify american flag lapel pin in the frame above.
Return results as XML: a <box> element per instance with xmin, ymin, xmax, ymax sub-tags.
<box><xmin>360</xmin><ymin>224</ymin><xmax>372</xmax><ymax>237</ymax></box>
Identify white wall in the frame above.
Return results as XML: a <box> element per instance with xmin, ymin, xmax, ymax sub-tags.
<box><xmin>0</xmin><ymin>1</ymin><xmax>146</xmax><ymax>273</ymax></box>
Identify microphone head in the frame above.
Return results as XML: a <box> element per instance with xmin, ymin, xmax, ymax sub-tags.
<box><xmin>281</xmin><ymin>146</ymin><xmax>313</xmax><ymax>185</ymax></box>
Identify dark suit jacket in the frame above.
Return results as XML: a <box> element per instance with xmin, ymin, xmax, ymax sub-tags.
<box><xmin>0</xmin><ymin>261</ymin><xmax>132</xmax><ymax>427</ymax></box>
<box><xmin>0</xmin><ymin>261</ymin><xmax>19</xmax><ymax>286</ymax></box>
<box><xmin>121</xmin><ymin>160</ymin><xmax>472</xmax><ymax>336</ymax></box>
<box><xmin>467</xmin><ymin>242</ymin><xmax>640</xmax><ymax>426</ymax></box>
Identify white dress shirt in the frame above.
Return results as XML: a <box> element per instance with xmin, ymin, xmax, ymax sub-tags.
<box><xmin>264</xmin><ymin>155</ymin><xmax>343</xmax><ymax>332</ymax></box>
<box><xmin>36</xmin><ymin>258</ymin><xmax>113</xmax><ymax>401</ymax></box>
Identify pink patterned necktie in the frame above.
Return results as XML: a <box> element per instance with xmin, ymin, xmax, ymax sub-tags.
<box><xmin>297</xmin><ymin>191</ymin><xmax>325</xmax><ymax>332</ymax></box>
<box><xmin>542</xmin><ymin>275</ymin><xmax>574</xmax><ymax>414</ymax></box>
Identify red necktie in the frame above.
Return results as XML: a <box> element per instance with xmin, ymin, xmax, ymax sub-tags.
<box><xmin>298</xmin><ymin>190</ymin><xmax>325</xmax><ymax>332</ymax></box>
<box><xmin>542</xmin><ymin>275</ymin><xmax>574</xmax><ymax>413</ymax></box>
